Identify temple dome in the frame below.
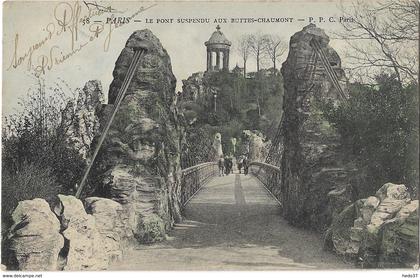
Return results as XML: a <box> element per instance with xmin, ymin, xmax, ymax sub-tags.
<box><xmin>205</xmin><ymin>25</ymin><xmax>231</xmax><ymax>47</ymax></box>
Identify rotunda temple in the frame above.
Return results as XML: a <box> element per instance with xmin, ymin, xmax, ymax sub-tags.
<box><xmin>205</xmin><ymin>25</ymin><xmax>231</xmax><ymax>72</ymax></box>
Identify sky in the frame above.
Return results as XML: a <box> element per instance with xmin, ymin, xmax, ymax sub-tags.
<box><xmin>2</xmin><ymin>0</ymin><xmax>357</xmax><ymax>116</ymax></box>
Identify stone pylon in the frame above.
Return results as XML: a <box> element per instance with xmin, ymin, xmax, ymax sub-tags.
<box><xmin>92</xmin><ymin>29</ymin><xmax>184</xmax><ymax>242</ymax></box>
<box><xmin>279</xmin><ymin>24</ymin><xmax>350</xmax><ymax>230</ymax></box>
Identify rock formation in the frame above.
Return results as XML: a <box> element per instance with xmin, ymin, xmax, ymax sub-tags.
<box><xmin>54</xmin><ymin>195</ymin><xmax>108</xmax><ymax>270</ymax></box>
<box><xmin>325</xmin><ymin>183</ymin><xmax>418</xmax><ymax>268</ymax></box>
<box><xmin>179</xmin><ymin>72</ymin><xmax>221</xmax><ymax>126</ymax></box>
<box><xmin>379</xmin><ymin>200</ymin><xmax>419</xmax><ymax>268</ymax></box>
<box><xmin>241</xmin><ymin>130</ymin><xmax>268</xmax><ymax>161</ymax></box>
<box><xmin>180</xmin><ymin>71</ymin><xmax>219</xmax><ymax>103</ymax></box>
<box><xmin>3</xmin><ymin>29</ymin><xmax>186</xmax><ymax>270</ymax></box>
<box><xmin>279</xmin><ymin>23</ymin><xmax>351</xmax><ymax>231</ymax></box>
<box><xmin>5</xmin><ymin>199</ymin><xmax>64</xmax><ymax>270</ymax></box>
<box><xmin>93</xmin><ymin>29</ymin><xmax>183</xmax><ymax>242</ymax></box>
<box><xmin>5</xmin><ymin>195</ymin><xmax>127</xmax><ymax>271</ymax></box>
<box><xmin>84</xmin><ymin>197</ymin><xmax>126</xmax><ymax>258</ymax></box>
<box><xmin>62</xmin><ymin>80</ymin><xmax>104</xmax><ymax>159</ymax></box>
<box><xmin>182</xmin><ymin>72</ymin><xmax>206</xmax><ymax>100</ymax></box>
<box><xmin>212</xmin><ymin>132</ymin><xmax>223</xmax><ymax>160</ymax></box>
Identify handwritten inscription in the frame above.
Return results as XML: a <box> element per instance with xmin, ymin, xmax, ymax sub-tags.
<box><xmin>7</xmin><ymin>1</ymin><xmax>156</xmax><ymax>77</ymax></box>
<box><xmin>7</xmin><ymin>2</ymin><xmax>350</xmax><ymax>78</ymax></box>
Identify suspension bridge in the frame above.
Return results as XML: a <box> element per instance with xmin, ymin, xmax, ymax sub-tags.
<box><xmin>110</xmin><ymin>164</ymin><xmax>351</xmax><ymax>270</ymax></box>
<box><xmin>5</xmin><ymin>24</ymin><xmax>415</xmax><ymax>272</ymax></box>
<box><xmin>78</xmin><ymin>31</ymin><xmax>351</xmax><ymax>270</ymax></box>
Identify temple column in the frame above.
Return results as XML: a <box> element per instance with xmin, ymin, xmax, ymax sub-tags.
<box><xmin>216</xmin><ymin>51</ymin><xmax>220</xmax><ymax>70</ymax></box>
<box><xmin>222</xmin><ymin>49</ymin><xmax>229</xmax><ymax>71</ymax></box>
<box><xmin>226</xmin><ymin>49</ymin><xmax>230</xmax><ymax>70</ymax></box>
<box><xmin>222</xmin><ymin>51</ymin><xmax>225</xmax><ymax>70</ymax></box>
<box><xmin>207</xmin><ymin>50</ymin><xmax>211</xmax><ymax>71</ymax></box>
<box><xmin>209</xmin><ymin>50</ymin><xmax>213</xmax><ymax>71</ymax></box>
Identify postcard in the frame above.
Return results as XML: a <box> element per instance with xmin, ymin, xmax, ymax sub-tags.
<box><xmin>1</xmin><ymin>0</ymin><xmax>419</xmax><ymax>274</ymax></box>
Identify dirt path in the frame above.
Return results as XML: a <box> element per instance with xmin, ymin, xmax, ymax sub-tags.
<box><xmin>110</xmin><ymin>173</ymin><xmax>353</xmax><ymax>270</ymax></box>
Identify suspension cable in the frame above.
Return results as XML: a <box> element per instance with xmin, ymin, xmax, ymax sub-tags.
<box><xmin>265</xmin><ymin>39</ymin><xmax>347</xmax><ymax>167</ymax></box>
<box><xmin>310</xmin><ymin>39</ymin><xmax>341</xmax><ymax>92</ymax></box>
<box><xmin>310</xmin><ymin>38</ymin><xmax>348</xmax><ymax>100</ymax></box>
<box><xmin>75</xmin><ymin>48</ymin><xmax>146</xmax><ymax>198</ymax></box>
<box><xmin>265</xmin><ymin>44</ymin><xmax>319</xmax><ymax>165</ymax></box>
<box><xmin>311</xmin><ymin>40</ymin><xmax>342</xmax><ymax>95</ymax></box>
<box><xmin>113</xmin><ymin>50</ymin><xmax>142</xmax><ymax>106</ymax></box>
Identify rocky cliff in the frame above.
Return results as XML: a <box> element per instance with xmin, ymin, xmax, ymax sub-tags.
<box><xmin>280</xmin><ymin>24</ymin><xmax>351</xmax><ymax>231</ymax></box>
<box><xmin>62</xmin><ymin>80</ymin><xmax>104</xmax><ymax>159</ymax></box>
<box><xmin>325</xmin><ymin>183</ymin><xmax>418</xmax><ymax>268</ymax></box>
<box><xmin>182</xmin><ymin>72</ymin><xmax>206</xmax><ymax>101</ymax></box>
<box><xmin>93</xmin><ymin>29</ymin><xmax>184</xmax><ymax>242</ymax></box>
<box><xmin>241</xmin><ymin>130</ymin><xmax>268</xmax><ymax>161</ymax></box>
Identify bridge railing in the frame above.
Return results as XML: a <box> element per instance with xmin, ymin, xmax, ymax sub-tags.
<box><xmin>249</xmin><ymin>161</ymin><xmax>282</xmax><ymax>205</ymax></box>
<box><xmin>180</xmin><ymin>162</ymin><xmax>219</xmax><ymax>207</ymax></box>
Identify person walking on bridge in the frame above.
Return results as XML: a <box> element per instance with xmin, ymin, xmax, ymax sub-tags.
<box><xmin>243</xmin><ymin>156</ymin><xmax>249</xmax><ymax>175</ymax></box>
<box><xmin>237</xmin><ymin>156</ymin><xmax>244</xmax><ymax>174</ymax></box>
<box><xmin>218</xmin><ymin>155</ymin><xmax>225</xmax><ymax>176</ymax></box>
<box><xmin>228</xmin><ymin>156</ymin><xmax>233</xmax><ymax>174</ymax></box>
<box><xmin>224</xmin><ymin>155</ymin><xmax>233</xmax><ymax>175</ymax></box>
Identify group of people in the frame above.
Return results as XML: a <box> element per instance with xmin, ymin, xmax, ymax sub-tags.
<box><xmin>237</xmin><ymin>155</ymin><xmax>249</xmax><ymax>175</ymax></box>
<box><xmin>218</xmin><ymin>155</ymin><xmax>233</xmax><ymax>176</ymax></box>
<box><xmin>218</xmin><ymin>155</ymin><xmax>249</xmax><ymax>176</ymax></box>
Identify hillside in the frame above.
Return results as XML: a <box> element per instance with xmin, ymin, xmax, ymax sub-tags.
<box><xmin>179</xmin><ymin>69</ymin><xmax>283</xmax><ymax>165</ymax></box>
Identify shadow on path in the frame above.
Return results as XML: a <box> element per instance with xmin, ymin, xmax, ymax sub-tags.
<box><xmin>110</xmin><ymin>173</ymin><xmax>353</xmax><ymax>270</ymax></box>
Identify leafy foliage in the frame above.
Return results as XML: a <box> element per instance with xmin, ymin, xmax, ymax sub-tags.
<box><xmin>1</xmin><ymin>163</ymin><xmax>60</xmax><ymax>233</ymax></box>
<box><xmin>136</xmin><ymin>214</ymin><xmax>166</xmax><ymax>243</ymax></box>
<box><xmin>2</xmin><ymin>79</ymin><xmax>86</xmax><ymax>231</ymax></box>
<box><xmin>322</xmin><ymin>74</ymin><xmax>419</xmax><ymax>197</ymax></box>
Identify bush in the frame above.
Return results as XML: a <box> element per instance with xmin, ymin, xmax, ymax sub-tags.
<box><xmin>136</xmin><ymin>214</ymin><xmax>166</xmax><ymax>243</ymax></box>
<box><xmin>322</xmin><ymin>74</ymin><xmax>419</xmax><ymax>198</ymax></box>
<box><xmin>2</xmin><ymin>79</ymin><xmax>85</xmax><ymax>193</ymax></box>
<box><xmin>1</xmin><ymin>79</ymin><xmax>86</xmax><ymax>235</ymax></box>
<box><xmin>1</xmin><ymin>162</ymin><xmax>60</xmax><ymax>234</ymax></box>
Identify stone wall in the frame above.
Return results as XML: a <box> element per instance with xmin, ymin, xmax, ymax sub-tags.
<box><xmin>279</xmin><ymin>23</ymin><xmax>351</xmax><ymax>231</ymax></box>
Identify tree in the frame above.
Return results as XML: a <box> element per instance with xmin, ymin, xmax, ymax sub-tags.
<box><xmin>263</xmin><ymin>34</ymin><xmax>287</xmax><ymax>71</ymax></box>
<box><xmin>332</xmin><ymin>0</ymin><xmax>419</xmax><ymax>199</ymax></box>
<box><xmin>2</xmin><ymin>77</ymin><xmax>85</xmax><ymax>194</ymax></box>
<box><xmin>322</xmin><ymin>74</ymin><xmax>419</xmax><ymax>197</ymax></box>
<box><xmin>337</xmin><ymin>0</ymin><xmax>419</xmax><ymax>84</ymax></box>
<box><xmin>248</xmin><ymin>32</ymin><xmax>267</xmax><ymax>72</ymax></box>
<box><xmin>236</xmin><ymin>35</ymin><xmax>251</xmax><ymax>77</ymax></box>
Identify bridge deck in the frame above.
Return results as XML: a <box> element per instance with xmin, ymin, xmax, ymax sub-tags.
<box><xmin>110</xmin><ymin>173</ymin><xmax>352</xmax><ymax>270</ymax></box>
